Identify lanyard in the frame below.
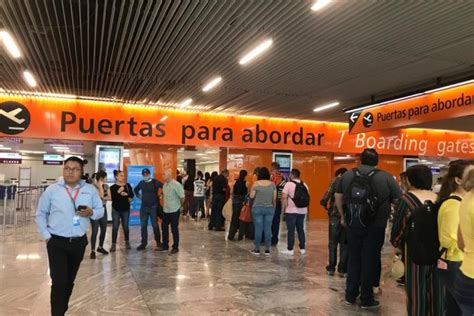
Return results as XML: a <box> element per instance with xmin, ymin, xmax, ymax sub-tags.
<box><xmin>65</xmin><ymin>186</ymin><xmax>80</xmax><ymax>212</ymax></box>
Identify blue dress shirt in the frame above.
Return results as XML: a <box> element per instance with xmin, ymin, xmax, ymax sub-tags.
<box><xmin>35</xmin><ymin>179</ymin><xmax>104</xmax><ymax>240</ymax></box>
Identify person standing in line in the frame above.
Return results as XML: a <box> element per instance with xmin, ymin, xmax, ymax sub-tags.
<box><xmin>320</xmin><ymin>168</ymin><xmax>348</xmax><ymax>276</ymax></box>
<box><xmin>109</xmin><ymin>170</ymin><xmax>134</xmax><ymax>252</ymax></box>
<box><xmin>209</xmin><ymin>170</ymin><xmax>229</xmax><ymax>231</ymax></box>
<box><xmin>454</xmin><ymin>168</ymin><xmax>474</xmax><ymax>316</ymax></box>
<box><xmin>192</xmin><ymin>171</ymin><xmax>206</xmax><ymax>219</ymax></box>
<box><xmin>281</xmin><ymin>169</ymin><xmax>309</xmax><ymax>256</ymax></box>
<box><xmin>270</xmin><ymin>162</ymin><xmax>287</xmax><ymax>246</ymax></box>
<box><xmin>437</xmin><ymin>161</ymin><xmax>474</xmax><ymax>315</ymax></box>
<box><xmin>183</xmin><ymin>173</ymin><xmax>195</xmax><ymax>217</ymax></box>
<box><xmin>36</xmin><ymin>156</ymin><xmax>104</xmax><ymax>316</ymax></box>
<box><xmin>391</xmin><ymin>165</ymin><xmax>442</xmax><ymax>316</ymax></box>
<box><xmin>204</xmin><ymin>172</ymin><xmax>211</xmax><ymax>218</ymax></box>
<box><xmin>134</xmin><ymin>168</ymin><xmax>163</xmax><ymax>251</ymax></box>
<box><xmin>228</xmin><ymin>170</ymin><xmax>248</xmax><ymax>241</ymax></box>
<box><xmin>90</xmin><ymin>170</ymin><xmax>110</xmax><ymax>259</ymax></box>
<box><xmin>250</xmin><ymin>167</ymin><xmax>276</xmax><ymax>256</ymax></box>
<box><xmin>335</xmin><ymin>148</ymin><xmax>402</xmax><ymax>310</ymax></box>
<box><xmin>158</xmin><ymin>169</ymin><xmax>185</xmax><ymax>254</ymax></box>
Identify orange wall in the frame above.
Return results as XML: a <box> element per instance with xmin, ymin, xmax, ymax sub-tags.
<box><xmin>378</xmin><ymin>155</ymin><xmax>404</xmax><ymax>181</ymax></box>
<box><xmin>123</xmin><ymin>144</ymin><xmax>177</xmax><ymax>183</ymax></box>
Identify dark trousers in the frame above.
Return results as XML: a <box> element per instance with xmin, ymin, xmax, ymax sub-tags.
<box><xmin>286</xmin><ymin>213</ymin><xmax>306</xmax><ymax>250</ymax></box>
<box><xmin>453</xmin><ymin>269</ymin><xmax>474</xmax><ymax>316</ymax></box>
<box><xmin>90</xmin><ymin>212</ymin><xmax>107</xmax><ymax>250</ymax></box>
<box><xmin>439</xmin><ymin>260</ymin><xmax>462</xmax><ymax>316</ymax></box>
<box><xmin>47</xmin><ymin>235</ymin><xmax>87</xmax><ymax>316</ymax></box>
<box><xmin>271</xmin><ymin>201</ymin><xmax>282</xmax><ymax>245</ymax></box>
<box><xmin>209</xmin><ymin>194</ymin><xmax>225</xmax><ymax>230</ymax></box>
<box><xmin>238</xmin><ymin>220</ymin><xmax>254</xmax><ymax>240</ymax></box>
<box><xmin>112</xmin><ymin>209</ymin><xmax>130</xmax><ymax>243</ymax></box>
<box><xmin>346</xmin><ymin>226</ymin><xmax>385</xmax><ymax>305</ymax></box>
<box><xmin>192</xmin><ymin>196</ymin><xmax>205</xmax><ymax>218</ymax></box>
<box><xmin>328</xmin><ymin>216</ymin><xmax>348</xmax><ymax>273</ymax></box>
<box><xmin>184</xmin><ymin>190</ymin><xmax>193</xmax><ymax>215</ymax></box>
<box><xmin>228</xmin><ymin>201</ymin><xmax>243</xmax><ymax>240</ymax></box>
<box><xmin>162</xmin><ymin>210</ymin><xmax>180</xmax><ymax>250</ymax></box>
<box><xmin>140</xmin><ymin>205</ymin><xmax>160</xmax><ymax>245</ymax></box>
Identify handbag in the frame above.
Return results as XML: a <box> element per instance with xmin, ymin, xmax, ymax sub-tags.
<box><xmin>239</xmin><ymin>201</ymin><xmax>252</xmax><ymax>223</ymax></box>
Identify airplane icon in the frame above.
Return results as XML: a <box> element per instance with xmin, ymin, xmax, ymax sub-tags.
<box><xmin>364</xmin><ymin>115</ymin><xmax>372</xmax><ymax>123</ymax></box>
<box><xmin>0</xmin><ymin>108</ymin><xmax>26</xmax><ymax>125</ymax></box>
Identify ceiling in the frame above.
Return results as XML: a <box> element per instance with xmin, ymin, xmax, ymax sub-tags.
<box><xmin>1</xmin><ymin>0</ymin><xmax>473</xmax><ymax>124</ymax></box>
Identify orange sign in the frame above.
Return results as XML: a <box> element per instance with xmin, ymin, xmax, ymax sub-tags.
<box><xmin>0</xmin><ymin>95</ymin><xmax>473</xmax><ymax>158</ymax></box>
<box><xmin>349</xmin><ymin>81</ymin><xmax>474</xmax><ymax>134</ymax></box>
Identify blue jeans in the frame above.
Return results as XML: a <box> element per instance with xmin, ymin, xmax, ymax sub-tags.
<box><xmin>162</xmin><ymin>210</ymin><xmax>180</xmax><ymax>250</ymax></box>
<box><xmin>140</xmin><ymin>205</ymin><xmax>160</xmax><ymax>245</ymax></box>
<box><xmin>286</xmin><ymin>213</ymin><xmax>306</xmax><ymax>251</ymax></box>
<box><xmin>252</xmin><ymin>206</ymin><xmax>274</xmax><ymax>251</ymax></box>
<box><xmin>112</xmin><ymin>209</ymin><xmax>130</xmax><ymax>243</ymax></box>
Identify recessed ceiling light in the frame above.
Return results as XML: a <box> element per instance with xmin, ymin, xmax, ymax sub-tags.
<box><xmin>179</xmin><ymin>98</ymin><xmax>193</xmax><ymax>108</ymax></box>
<box><xmin>0</xmin><ymin>31</ymin><xmax>22</xmax><ymax>58</ymax></box>
<box><xmin>23</xmin><ymin>71</ymin><xmax>37</xmax><ymax>87</ymax></box>
<box><xmin>202</xmin><ymin>76</ymin><xmax>223</xmax><ymax>92</ymax></box>
<box><xmin>313</xmin><ymin>101</ymin><xmax>340</xmax><ymax>112</ymax></box>
<box><xmin>239</xmin><ymin>38</ymin><xmax>273</xmax><ymax>65</ymax></box>
<box><xmin>311</xmin><ymin>0</ymin><xmax>332</xmax><ymax>11</ymax></box>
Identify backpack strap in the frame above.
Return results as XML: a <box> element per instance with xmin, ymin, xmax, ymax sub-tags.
<box><xmin>445</xmin><ymin>195</ymin><xmax>462</xmax><ymax>202</ymax></box>
<box><xmin>406</xmin><ymin>192</ymin><xmax>424</xmax><ymax>209</ymax></box>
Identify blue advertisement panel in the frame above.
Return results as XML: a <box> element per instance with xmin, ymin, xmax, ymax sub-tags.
<box><xmin>127</xmin><ymin>165</ymin><xmax>154</xmax><ymax>226</ymax></box>
<box><xmin>272</xmin><ymin>152</ymin><xmax>292</xmax><ymax>179</ymax></box>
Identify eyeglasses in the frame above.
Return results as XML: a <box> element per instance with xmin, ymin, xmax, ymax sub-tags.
<box><xmin>64</xmin><ymin>167</ymin><xmax>82</xmax><ymax>173</ymax></box>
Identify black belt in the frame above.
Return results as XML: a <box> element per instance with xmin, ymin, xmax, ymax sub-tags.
<box><xmin>51</xmin><ymin>234</ymin><xmax>86</xmax><ymax>242</ymax></box>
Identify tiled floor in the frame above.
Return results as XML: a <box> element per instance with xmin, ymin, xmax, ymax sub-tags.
<box><xmin>0</xmin><ymin>218</ymin><xmax>405</xmax><ymax>315</ymax></box>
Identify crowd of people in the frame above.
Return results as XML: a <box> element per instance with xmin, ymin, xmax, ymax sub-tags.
<box><xmin>35</xmin><ymin>151</ymin><xmax>474</xmax><ymax>315</ymax></box>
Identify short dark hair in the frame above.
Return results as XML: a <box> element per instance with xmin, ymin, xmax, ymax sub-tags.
<box><xmin>257</xmin><ymin>167</ymin><xmax>271</xmax><ymax>180</ymax></box>
<box><xmin>406</xmin><ymin>165</ymin><xmax>432</xmax><ymax>190</ymax></box>
<box><xmin>360</xmin><ymin>148</ymin><xmax>379</xmax><ymax>166</ymax></box>
<box><xmin>142</xmin><ymin>168</ymin><xmax>151</xmax><ymax>175</ymax></box>
<box><xmin>271</xmin><ymin>162</ymin><xmax>280</xmax><ymax>169</ymax></box>
<box><xmin>335</xmin><ymin>168</ymin><xmax>347</xmax><ymax>177</ymax></box>
<box><xmin>291</xmin><ymin>168</ymin><xmax>301</xmax><ymax>178</ymax></box>
<box><xmin>64</xmin><ymin>156</ymin><xmax>84</xmax><ymax>168</ymax></box>
<box><xmin>96</xmin><ymin>170</ymin><xmax>107</xmax><ymax>181</ymax></box>
<box><xmin>253</xmin><ymin>167</ymin><xmax>261</xmax><ymax>176</ymax></box>
<box><xmin>197</xmin><ymin>171</ymin><xmax>203</xmax><ymax>178</ymax></box>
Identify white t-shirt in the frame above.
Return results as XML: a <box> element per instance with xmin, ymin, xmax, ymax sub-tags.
<box><xmin>193</xmin><ymin>179</ymin><xmax>206</xmax><ymax>197</ymax></box>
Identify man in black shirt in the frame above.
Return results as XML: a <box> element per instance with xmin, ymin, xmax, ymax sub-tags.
<box><xmin>134</xmin><ymin>168</ymin><xmax>163</xmax><ymax>251</ymax></box>
<box><xmin>209</xmin><ymin>169</ymin><xmax>228</xmax><ymax>231</ymax></box>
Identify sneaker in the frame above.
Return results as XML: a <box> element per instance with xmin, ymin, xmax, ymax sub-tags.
<box><xmin>170</xmin><ymin>248</ymin><xmax>179</xmax><ymax>254</ymax></box>
<box><xmin>344</xmin><ymin>299</ymin><xmax>355</xmax><ymax>306</ymax></box>
<box><xmin>110</xmin><ymin>244</ymin><xmax>116</xmax><ymax>252</ymax></box>
<box><xmin>97</xmin><ymin>247</ymin><xmax>109</xmax><ymax>255</ymax></box>
<box><xmin>373</xmin><ymin>287</ymin><xmax>382</xmax><ymax>295</ymax></box>
<box><xmin>90</xmin><ymin>251</ymin><xmax>96</xmax><ymax>259</ymax></box>
<box><xmin>326</xmin><ymin>266</ymin><xmax>335</xmax><ymax>276</ymax></box>
<box><xmin>265</xmin><ymin>250</ymin><xmax>271</xmax><ymax>256</ymax></box>
<box><xmin>137</xmin><ymin>244</ymin><xmax>147</xmax><ymax>251</ymax></box>
<box><xmin>280</xmin><ymin>249</ymin><xmax>294</xmax><ymax>256</ymax></box>
<box><xmin>361</xmin><ymin>300</ymin><xmax>380</xmax><ymax>310</ymax></box>
<box><xmin>300</xmin><ymin>249</ymin><xmax>306</xmax><ymax>255</ymax></box>
<box><xmin>125</xmin><ymin>241</ymin><xmax>131</xmax><ymax>250</ymax></box>
<box><xmin>250</xmin><ymin>250</ymin><xmax>261</xmax><ymax>256</ymax></box>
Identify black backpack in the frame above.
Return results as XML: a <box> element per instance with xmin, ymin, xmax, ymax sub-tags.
<box><xmin>290</xmin><ymin>181</ymin><xmax>310</xmax><ymax>208</ymax></box>
<box><xmin>343</xmin><ymin>168</ymin><xmax>379</xmax><ymax>229</ymax></box>
<box><xmin>405</xmin><ymin>194</ymin><xmax>462</xmax><ymax>265</ymax></box>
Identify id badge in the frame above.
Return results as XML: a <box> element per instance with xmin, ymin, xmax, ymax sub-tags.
<box><xmin>73</xmin><ymin>215</ymin><xmax>81</xmax><ymax>227</ymax></box>
<box><xmin>437</xmin><ymin>259</ymin><xmax>448</xmax><ymax>270</ymax></box>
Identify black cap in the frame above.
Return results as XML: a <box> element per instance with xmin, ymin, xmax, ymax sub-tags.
<box><xmin>142</xmin><ymin>168</ymin><xmax>151</xmax><ymax>175</ymax></box>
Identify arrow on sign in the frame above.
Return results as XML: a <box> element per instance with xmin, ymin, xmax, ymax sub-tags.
<box><xmin>350</xmin><ymin>112</ymin><xmax>359</xmax><ymax>123</ymax></box>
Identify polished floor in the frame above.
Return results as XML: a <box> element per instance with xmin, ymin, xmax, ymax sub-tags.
<box><xmin>0</xmin><ymin>217</ymin><xmax>405</xmax><ymax>315</ymax></box>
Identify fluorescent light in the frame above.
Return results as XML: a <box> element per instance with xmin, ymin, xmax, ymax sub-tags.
<box><xmin>0</xmin><ymin>31</ymin><xmax>22</xmax><ymax>58</ymax></box>
<box><xmin>311</xmin><ymin>0</ymin><xmax>332</xmax><ymax>11</ymax></box>
<box><xmin>239</xmin><ymin>38</ymin><xmax>273</xmax><ymax>65</ymax></box>
<box><xmin>53</xmin><ymin>146</ymin><xmax>69</xmax><ymax>150</ymax></box>
<box><xmin>0</xmin><ymin>147</ymin><xmax>12</xmax><ymax>150</ymax></box>
<box><xmin>424</xmin><ymin>79</ymin><xmax>473</xmax><ymax>94</ymax></box>
<box><xmin>160</xmin><ymin>115</ymin><xmax>168</xmax><ymax>122</ymax></box>
<box><xmin>313</xmin><ymin>101</ymin><xmax>340</xmax><ymax>112</ymax></box>
<box><xmin>202</xmin><ymin>76</ymin><xmax>223</xmax><ymax>92</ymax></box>
<box><xmin>23</xmin><ymin>71</ymin><xmax>37</xmax><ymax>87</ymax></box>
<box><xmin>20</xmin><ymin>150</ymin><xmax>47</xmax><ymax>154</ymax></box>
<box><xmin>179</xmin><ymin>98</ymin><xmax>193</xmax><ymax>108</ymax></box>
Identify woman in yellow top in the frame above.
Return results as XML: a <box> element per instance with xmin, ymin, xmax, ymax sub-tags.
<box><xmin>437</xmin><ymin>160</ymin><xmax>474</xmax><ymax>316</ymax></box>
<box><xmin>453</xmin><ymin>169</ymin><xmax>474</xmax><ymax>316</ymax></box>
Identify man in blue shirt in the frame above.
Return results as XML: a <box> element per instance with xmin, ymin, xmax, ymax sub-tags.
<box><xmin>133</xmin><ymin>168</ymin><xmax>163</xmax><ymax>251</ymax></box>
<box><xmin>36</xmin><ymin>156</ymin><xmax>104</xmax><ymax>316</ymax></box>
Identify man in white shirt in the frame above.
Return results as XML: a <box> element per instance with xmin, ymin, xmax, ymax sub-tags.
<box><xmin>193</xmin><ymin>171</ymin><xmax>206</xmax><ymax>219</ymax></box>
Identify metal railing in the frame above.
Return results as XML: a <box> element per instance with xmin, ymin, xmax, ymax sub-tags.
<box><xmin>1</xmin><ymin>185</ymin><xmax>46</xmax><ymax>234</ymax></box>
